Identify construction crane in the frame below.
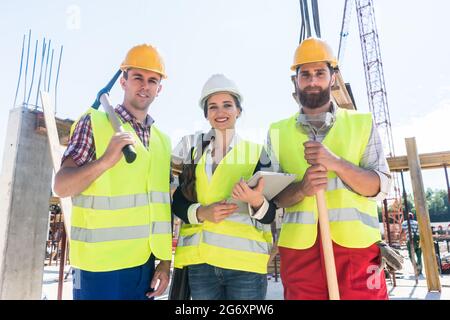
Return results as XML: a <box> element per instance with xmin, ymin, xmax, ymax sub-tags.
<box><xmin>338</xmin><ymin>0</ymin><xmax>403</xmax><ymax>247</ymax></box>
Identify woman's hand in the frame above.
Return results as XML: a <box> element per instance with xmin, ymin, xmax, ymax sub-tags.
<box><xmin>196</xmin><ymin>201</ymin><xmax>238</xmax><ymax>223</ymax></box>
<box><xmin>232</xmin><ymin>177</ymin><xmax>265</xmax><ymax>210</ymax></box>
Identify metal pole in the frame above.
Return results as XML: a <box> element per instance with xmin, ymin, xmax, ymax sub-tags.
<box><xmin>383</xmin><ymin>199</ymin><xmax>396</xmax><ymax>287</ymax></box>
<box><xmin>43</xmin><ymin>40</ymin><xmax>51</xmax><ymax>92</ymax></box>
<box><xmin>444</xmin><ymin>164</ymin><xmax>450</xmax><ymax>204</ymax></box>
<box><xmin>13</xmin><ymin>34</ymin><xmax>26</xmax><ymax>107</ymax></box>
<box><xmin>54</xmin><ymin>46</ymin><xmax>63</xmax><ymax>113</ymax></box>
<box><xmin>48</xmin><ymin>221</ymin><xmax>53</xmax><ymax>266</ymax></box>
<box><xmin>26</xmin><ymin>39</ymin><xmax>38</xmax><ymax>106</ymax></box>
<box><xmin>383</xmin><ymin>199</ymin><xmax>391</xmax><ymax>245</ymax></box>
<box><xmin>274</xmin><ymin>254</ymin><xmax>278</xmax><ymax>282</ymax></box>
<box><xmin>23</xmin><ymin>30</ymin><xmax>31</xmax><ymax>104</ymax></box>
<box><xmin>57</xmin><ymin>225</ymin><xmax>67</xmax><ymax>300</ymax></box>
<box><xmin>400</xmin><ymin>170</ymin><xmax>419</xmax><ymax>283</ymax></box>
<box><xmin>46</xmin><ymin>48</ymin><xmax>55</xmax><ymax>95</ymax></box>
<box><xmin>55</xmin><ymin>212</ymin><xmax>61</xmax><ymax>267</ymax></box>
<box><xmin>35</xmin><ymin>38</ymin><xmax>47</xmax><ymax>107</ymax></box>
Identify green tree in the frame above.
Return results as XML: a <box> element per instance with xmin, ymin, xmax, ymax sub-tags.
<box><xmin>403</xmin><ymin>193</ymin><xmax>416</xmax><ymax>216</ymax></box>
<box><xmin>426</xmin><ymin>189</ymin><xmax>450</xmax><ymax>222</ymax></box>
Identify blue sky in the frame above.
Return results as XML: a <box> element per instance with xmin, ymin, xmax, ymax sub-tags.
<box><xmin>0</xmin><ymin>0</ymin><xmax>449</xmax><ymax>193</ymax></box>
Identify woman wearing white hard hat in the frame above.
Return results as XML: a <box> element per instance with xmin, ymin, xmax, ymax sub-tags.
<box><xmin>171</xmin><ymin>74</ymin><xmax>276</xmax><ymax>300</ymax></box>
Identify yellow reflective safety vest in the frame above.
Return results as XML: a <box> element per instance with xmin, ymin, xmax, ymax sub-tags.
<box><xmin>269</xmin><ymin>108</ymin><xmax>382</xmax><ymax>249</ymax></box>
<box><xmin>69</xmin><ymin>108</ymin><xmax>172</xmax><ymax>272</ymax></box>
<box><xmin>174</xmin><ymin>140</ymin><xmax>273</xmax><ymax>274</ymax></box>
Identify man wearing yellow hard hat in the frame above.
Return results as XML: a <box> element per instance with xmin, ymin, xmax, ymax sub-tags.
<box><xmin>54</xmin><ymin>44</ymin><xmax>173</xmax><ymax>299</ymax></box>
<box><xmin>266</xmin><ymin>38</ymin><xmax>393</xmax><ymax>299</ymax></box>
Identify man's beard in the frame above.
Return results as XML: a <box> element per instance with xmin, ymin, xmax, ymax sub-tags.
<box><xmin>298</xmin><ymin>86</ymin><xmax>331</xmax><ymax>109</ymax></box>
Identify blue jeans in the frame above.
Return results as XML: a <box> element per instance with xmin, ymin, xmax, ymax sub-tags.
<box><xmin>187</xmin><ymin>264</ymin><xmax>267</xmax><ymax>300</ymax></box>
<box><xmin>72</xmin><ymin>255</ymin><xmax>155</xmax><ymax>300</ymax></box>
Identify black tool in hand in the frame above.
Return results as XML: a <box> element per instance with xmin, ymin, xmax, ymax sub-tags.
<box><xmin>92</xmin><ymin>70</ymin><xmax>137</xmax><ymax>163</ymax></box>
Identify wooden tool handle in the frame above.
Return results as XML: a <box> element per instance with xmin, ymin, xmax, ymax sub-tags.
<box><xmin>316</xmin><ymin>189</ymin><xmax>340</xmax><ymax>300</ymax></box>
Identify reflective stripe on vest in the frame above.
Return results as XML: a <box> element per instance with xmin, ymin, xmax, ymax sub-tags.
<box><xmin>71</xmin><ymin>225</ymin><xmax>149</xmax><ymax>243</ymax></box>
<box><xmin>224</xmin><ymin>211</ymin><xmax>272</xmax><ymax>233</ymax></box>
<box><xmin>283</xmin><ymin>211</ymin><xmax>316</xmax><ymax>224</ymax></box>
<box><xmin>71</xmin><ymin>221</ymin><xmax>171</xmax><ymax>243</ymax></box>
<box><xmin>203</xmin><ymin>230</ymin><xmax>269</xmax><ymax>255</ymax></box>
<box><xmin>283</xmin><ymin>208</ymin><xmax>379</xmax><ymax>229</ymax></box>
<box><xmin>329</xmin><ymin>208</ymin><xmax>379</xmax><ymax>229</ymax></box>
<box><xmin>152</xmin><ymin>221</ymin><xmax>172</xmax><ymax>234</ymax></box>
<box><xmin>72</xmin><ymin>191</ymin><xmax>170</xmax><ymax>210</ymax></box>
<box><xmin>178</xmin><ymin>230</ymin><xmax>269</xmax><ymax>255</ymax></box>
<box><xmin>178</xmin><ymin>232</ymin><xmax>201</xmax><ymax>247</ymax></box>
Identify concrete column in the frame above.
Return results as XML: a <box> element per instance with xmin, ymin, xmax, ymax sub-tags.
<box><xmin>405</xmin><ymin>137</ymin><xmax>441</xmax><ymax>292</ymax></box>
<box><xmin>0</xmin><ymin>107</ymin><xmax>52</xmax><ymax>299</ymax></box>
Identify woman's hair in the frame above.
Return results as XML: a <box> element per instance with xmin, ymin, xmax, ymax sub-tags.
<box><xmin>179</xmin><ymin>134</ymin><xmax>212</xmax><ymax>202</ymax></box>
<box><xmin>203</xmin><ymin>94</ymin><xmax>242</xmax><ymax>118</ymax></box>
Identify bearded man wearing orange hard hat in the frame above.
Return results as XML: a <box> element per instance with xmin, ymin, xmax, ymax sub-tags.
<box><xmin>266</xmin><ymin>37</ymin><xmax>399</xmax><ymax>299</ymax></box>
<box><xmin>54</xmin><ymin>44</ymin><xmax>172</xmax><ymax>300</ymax></box>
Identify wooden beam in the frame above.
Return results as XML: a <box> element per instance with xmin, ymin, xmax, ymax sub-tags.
<box><xmin>387</xmin><ymin>151</ymin><xmax>450</xmax><ymax>172</ymax></box>
<box><xmin>290</xmin><ymin>71</ymin><xmax>356</xmax><ymax>110</ymax></box>
<box><xmin>405</xmin><ymin>137</ymin><xmax>441</xmax><ymax>292</ymax></box>
<box><xmin>34</xmin><ymin>109</ymin><xmax>74</xmax><ymax>146</ymax></box>
<box><xmin>331</xmin><ymin>70</ymin><xmax>355</xmax><ymax>110</ymax></box>
<box><xmin>40</xmin><ymin>91</ymin><xmax>73</xmax><ymax>240</ymax></box>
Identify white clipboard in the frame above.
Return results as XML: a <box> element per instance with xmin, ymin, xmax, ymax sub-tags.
<box><xmin>246</xmin><ymin>171</ymin><xmax>296</xmax><ymax>200</ymax></box>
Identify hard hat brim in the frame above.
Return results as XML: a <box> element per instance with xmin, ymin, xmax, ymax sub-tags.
<box><xmin>120</xmin><ymin>65</ymin><xmax>167</xmax><ymax>79</ymax></box>
<box><xmin>290</xmin><ymin>59</ymin><xmax>338</xmax><ymax>71</ymax></box>
<box><xmin>199</xmin><ymin>89</ymin><xmax>242</xmax><ymax>110</ymax></box>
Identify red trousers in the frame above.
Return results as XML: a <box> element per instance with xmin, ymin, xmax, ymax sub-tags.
<box><xmin>279</xmin><ymin>233</ymin><xmax>388</xmax><ymax>300</ymax></box>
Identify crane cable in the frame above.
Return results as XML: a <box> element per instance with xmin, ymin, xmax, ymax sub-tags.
<box><xmin>299</xmin><ymin>0</ymin><xmax>321</xmax><ymax>43</ymax></box>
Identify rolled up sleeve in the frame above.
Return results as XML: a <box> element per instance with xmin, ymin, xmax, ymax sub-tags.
<box><xmin>360</xmin><ymin>122</ymin><xmax>392</xmax><ymax>201</ymax></box>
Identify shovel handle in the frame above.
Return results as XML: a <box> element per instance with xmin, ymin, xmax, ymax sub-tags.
<box><xmin>316</xmin><ymin>189</ymin><xmax>340</xmax><ymax>300</ymax></box>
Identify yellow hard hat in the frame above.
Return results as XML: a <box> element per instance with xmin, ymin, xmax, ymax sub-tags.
<box><xmin>291</xmin><ymin>37</ymin><xmax>338</xmax><ymax>71</ymax></box>
<box><xmin>120</xmin><ymin>44</ymin><xmax>167</xmax><ymax>79</ymax></box>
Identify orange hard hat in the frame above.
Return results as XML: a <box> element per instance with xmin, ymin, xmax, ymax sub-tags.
<box><xmin>291</xmin><ymin>37</ymin><xmax>338</xmax><ymax>71</ymax></box>
<box><xmin>120</xmin><ymin>44</ymin><xmax>167</xmax><ymax>78</ymax></box>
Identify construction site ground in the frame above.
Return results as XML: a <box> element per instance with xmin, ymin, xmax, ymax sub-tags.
<box><xmin>41</xmin><ymin>247</ymin><xmax>450</xmax><ymax>300</ymax></box>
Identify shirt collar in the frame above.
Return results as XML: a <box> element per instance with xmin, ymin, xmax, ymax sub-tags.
<box><xmin>205</xmin><ymin>129</ymin><xmax>241</xmax><ymax>154</ymax></box>
<box><xmin>296</xmin><ymin>102</ymin><xmax>337</xmax><ymax>137</ymax></box>
<box><xmin>115</xmin><ymin>104</ymin><xmax>154</xmax><ymax>128</ymax></box>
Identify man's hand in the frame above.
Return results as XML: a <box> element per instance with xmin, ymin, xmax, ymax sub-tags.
<box><xmin>147</xmin><ymin>260</ymin><xmax>171</xmax><ymax>299</ymax></box>
<box><xmin>197</xmin><ymin>201</ymin><xmax>239</xmax><ymax>223</ymax></box>
<box><xmin>299</xmin><ymin>164</ymin><xmax>328</xmax><ymax>197</ymax></box>
<box><xmin>232</xmin><ymin>177</ymin><xmax>265</xmax><ymax>210</ymax></box>
<box><xmin>304</xmin><ymin>141</ymin><xmax>341</xmax><ymax>172</ymax></box>
<box><xmin>99</xmin><ymin>132</ymin><xmax>136</xmax><ymax>169</ymax></box>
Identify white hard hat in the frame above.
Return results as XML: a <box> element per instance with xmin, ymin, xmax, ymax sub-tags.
<box><xmin>199</xmin><ymin>74</ymin><xmax>243</xmax><ymax>110</ymax></box>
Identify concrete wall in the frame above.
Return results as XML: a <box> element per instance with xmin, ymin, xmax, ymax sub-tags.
<box><xmin>0</xmin><ymin>107</ymin><xmax>53</xmax><ymax>299</ymax></box>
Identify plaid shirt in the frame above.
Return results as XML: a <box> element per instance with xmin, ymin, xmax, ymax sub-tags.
<box><xmin>62</xmin><ymin>105</ymin><xmax>154</xmax><ymax>166</ymax></box>
<box><xmin>402</xmin><ymin>220</ymin><xmax>419</xmax><ymax>242</ymax></box>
